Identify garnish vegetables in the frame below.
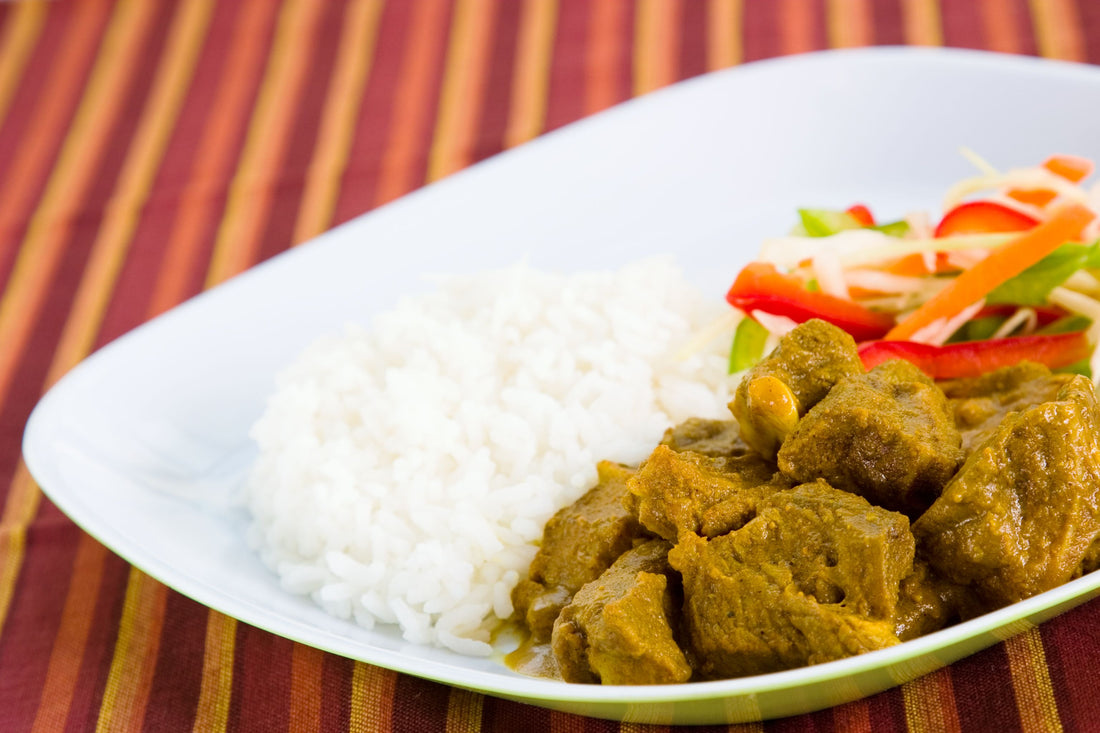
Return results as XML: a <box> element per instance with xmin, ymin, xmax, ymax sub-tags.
<box><xmin>723</xmin><ymin>153</ymin><xmax>1100</xmax><ymax>381</ymax></box>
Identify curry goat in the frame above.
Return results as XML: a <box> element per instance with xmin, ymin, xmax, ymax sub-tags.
<box><xmin>509</xmin><ymin>319</ymin><xmax>1100</xmax><ymax>684</ymax></box>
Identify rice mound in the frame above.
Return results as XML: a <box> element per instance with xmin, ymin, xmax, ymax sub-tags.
<box><xmin>244</xmin><ymin>258</ymin><xmax>736</xmax><ymax>655</ymax></box>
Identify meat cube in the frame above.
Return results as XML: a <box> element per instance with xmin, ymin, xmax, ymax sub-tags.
<box><xmin>512</xmin><ymin>461</ymin><xmax>650</xmax><ymax>640</ymax></box>
<box><xmin>913</xmin><ymin>375</ymin><xmax>1100</xmax><ymax>608</ymax></box>
<box><xmin>668</xmin><ymin>480</ymin><xmax>913</xmax><ymax>679</ymax></box>
<box><xmin>697</xmin><ymin>473</ymin><xmax>795</xmax><ymax>538</ymax></box>
<box><xmin>941</xmin><ymin>362</ymin><xmax>1072</xmax><ymax>455</ymax></box>
<box><xmin>626</xmin><ymin>444</ymin><xmax>776</xmax><ymax>541</ymax></box>
<box><xmin>778</xmin><ymin>360</ymin><xmax>963</xmax><ymax>516</ymax></box>
<box><xmin>551</xmin><ymin>540</ymin><xmax>691</xmax><ymax>685</ymax></box>
<box><xmin>660</xmin><ymin>417</ymin><xmax>751</xmax><ymax>457</ymax></box>
<box><xmin>729</xmin><ymin>319</ymin><xmax>863</xmax><ymax>458</ymax></box>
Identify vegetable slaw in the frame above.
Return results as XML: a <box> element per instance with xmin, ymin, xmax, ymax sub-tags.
<box><xmin>724</xmin><ymin>152</ymin><xmax>1100</xmax><ymax>381</ymax></box>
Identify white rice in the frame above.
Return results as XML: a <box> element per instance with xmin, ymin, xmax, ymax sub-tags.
<box><xmin>244</xmin><ymin>258</ymin><xmax>736</xmax><ymax>655</ymax></box>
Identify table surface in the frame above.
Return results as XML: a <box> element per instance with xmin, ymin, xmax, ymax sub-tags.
<box><xmin>4</xmin><ymin>1</ymin><xmax>1100</xmax><ymax>731</ymax></box>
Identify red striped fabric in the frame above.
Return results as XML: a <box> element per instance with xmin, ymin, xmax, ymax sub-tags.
<box><xmin>2</xmin><ymin>0</ymin><xmax>1100</xmax><ymax>730</ymax></box>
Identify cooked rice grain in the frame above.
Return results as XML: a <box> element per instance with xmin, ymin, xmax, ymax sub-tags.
<box><xmin>244</xmin><ymin>259</ymin><xmax>734</xmax><ymax>655</ymax></box>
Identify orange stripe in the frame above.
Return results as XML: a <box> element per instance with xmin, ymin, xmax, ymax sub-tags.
<box><xmin>0</xmin><ymin>0</ymin><xmax>157</xmax><ymax>641</ymax></box>
<box><xmin>900</xmin><ymin>0</ymin><xmax>944</xmax><ymax>46</ymax></box>
<box><xmin>503</xmin><ymin>0</ymin><xmax>558</xmax><ymax>148</ymax></box>
<box><xmin>94</xmin><ymin>571</ymin><xmax>169</xmax><ymax>733</ymax></box>
<box><xmin>902</xmin><ymin>669</ymin><xmax>961</xmax><ymax>733</ymax></box>
<box><xmin>1005</xmin><ymin>629</ymin><xmax>1064</xmax><ymax>733</ymax></box>
<box><xmin>90</xmin><ymin>3</ymin><xmax>218</xmax><ymax>727</ymax></box>
<box><xmin>0</xmin><ymin>0</ymin><xmax>47</xmax><ymax>128</ymax></box>
<box><xmin>373</xmin><ymin>0</ymin><xmax>451</xmax><ymax>205</ymax></box>
<box><xmin>778</xmin><ymin>0</ymin><xmax>816</xmax><ymax>54</ymax></box>
<box><xmin>291</xmin><ymin>0</ymin><xmax>385</xmax><ymax>243</ymax></box>
<box><xmin>1028</xmin><ymin>0</ymin><xmax>1085</xmax><ymax>61</ymax></box>
<box><xmin>634</xmin><ymin>0</ymin><xmax>681</xmax><ymax>95</ymax></box>
<box><xmin>444</xmin><ymin>688</ymin><xmax>484</xmax><ymax>733</ymax></box>
<box><xmin>204</xmin><ymin>0</ymin><xmax>328</xmax><ymax>287</ymax></box>
<box><xmin>288</xmin><ymin>645</ymin><xmax>325</xmax><ymax>733</ymax></box>
<box><xmin>348</xmin><ymin>662</ymin><xmax>396</xmax><ymax>731</ymax></box>
<box><xmin>427</xmin><ymin>0</ymin><xmax>498</xmax><ymax>181</ymax></box>
<box><xmin>48</xmin><ymin>0</ymin><xmax>215</xmax><ymax>388</ymax></box>
<box><xmin>980</xmin><ymin>0</ymin><xmax>1024</xmax><ymax>53</ymax></box>
<box><xmin>0</xmin><ymin>0</ymin><xmax>156</xmax><ymax>411</ymax></box>
<box><xmin>705</xmin><ymin>0</ymin><xmax>742</xmax><ymax>70</ymax></box>
<box><xmin>192</xmin><ymin>612</ymin><xmax>237</xmax><ymax>733</ymax></box>
<box><xmin>29</xmin><ymin>536</ymin><xmax>107</xmax><ymax>733</ymax></box>
<box><xmin>19</xmin><ymin>2</ymin><xmax>215</xmax><ymax>724</ymax></box>
<box><xmin>146</xmin><ymin>0</ymin><xmax>282</xmax><ymax>318</ymax></box>
<box><xmin>0</xmin><ymin>466</ymin><xmax>38</xmax><ymax>645</ymax></box>
<box><xmin>0</xmin><ymin>0</ymin><xmax>111</xmax><ymax>238</ymax></box>
<box><xmin>827</xmin><ymin>0</ymin><xmax>874</xmax><ymax>48</ymax></box>
<box><xmin>586</xmin><ymin>0</ymin><xmax>628</xmax><ymax>114</ymax></box>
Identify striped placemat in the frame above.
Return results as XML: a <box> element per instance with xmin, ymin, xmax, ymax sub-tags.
<box><xmin>1</xmin><ymin>1</ymin><xmax>1099</xmax><ymax>730</ymax></box>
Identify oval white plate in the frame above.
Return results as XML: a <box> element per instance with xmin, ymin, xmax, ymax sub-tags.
<box><xmin>24</xmin><ymin>48</ymin><xmax>1100</xmax><ymax>725</ymax></box>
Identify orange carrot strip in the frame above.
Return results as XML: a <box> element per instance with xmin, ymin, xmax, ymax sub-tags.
<box><xmin>1045</xmin><ymin>154</ymin><xmax>1093</xmax><ymax>182</ymax></box>
<box><xmin>885</xmin><ymin>202</ymin><xmax>1095</xmax><ymax>341</ymax></box>
<box><xmin>881</xmin><ymin>252</ymin><xmax>955</xmax><ymax>278</ymax></box>
<box><xmin>1008</xmin><ymin>189</ymin><xmax>1055</xmax><ymax>208</ymax></box>
<box><xmin>1008</xmin><ymin>155</ymin><xmax>1094</xmax><ymax>208</ymax></box>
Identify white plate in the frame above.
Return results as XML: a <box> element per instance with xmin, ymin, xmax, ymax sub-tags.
<box><xmin>24</xmin><ymin>48</ymin><xmax>1100</xmax><ymax>725</ymax></box>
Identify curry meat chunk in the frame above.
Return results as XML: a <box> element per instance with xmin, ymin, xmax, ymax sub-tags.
<box><xmin>551</xmin><ymin>540</ymin><xmax>692</xmax><ymax>685</ymax></box>
<box><xmin>626</xmin><ymin>444</ymin><xmax>777</xmax><ymax>541</ymax></box>
<box><xmin>913</xmin><ymin>375</ymin><xmax>1100</xmax><ymax>608</ymax></box>
<box><xmin>512</xmin><ymin>461</ymin><xmax>650</xmax><ymax>641</ymax></box>
<box><xmin>660</xmin><ymin>417</ymin><xmax>751</xmax><ymax>457</ymax></box>
<box><xmin>778</xmin><ymin>360</ymin><xmax>963</xmax><ymax>517</ymax></box>
<box><xmin>668</xmin><ymin>480</ymin><xmax>913</xmax><ymax>679</ymax></box>
<box><xmin>729</xmin><ymin>319</ymin><xmax>863</xmax><ymax>458</ymax></box>
<box><xmin>699</xmin><ymin>473</ymin><xmax>795</xmax><ymax>539</ymax></box>
<box><xmin>941</xmin><ymin>362</ymin><xmax>1073</xmax><ymax>455</ymax></box>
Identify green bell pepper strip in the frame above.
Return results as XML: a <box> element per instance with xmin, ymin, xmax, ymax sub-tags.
<box><xmin>728</xmin><ymin>317</ymin><xmax>769</xmax><ymax>373</ymax></box>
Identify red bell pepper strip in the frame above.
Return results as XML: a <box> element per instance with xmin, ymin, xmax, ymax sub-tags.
<box><xmin>858</xmin><ymin>331</ymin><xmax>1090</xmax><ymax>379</ymax></box>
<box><xmin>726</xmin><ymin>262</ymin><xmax>895</xmax><ymax>341</ymax></box>
<box><xmin>845</xmin><ymin>204</ymin><xmax>875</xmax><ymax>227</ymax></box>
<box><xmin>934</xmin><ymin>200</ymin><xmax>1039</xmax><ymax>238</ymax></box>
